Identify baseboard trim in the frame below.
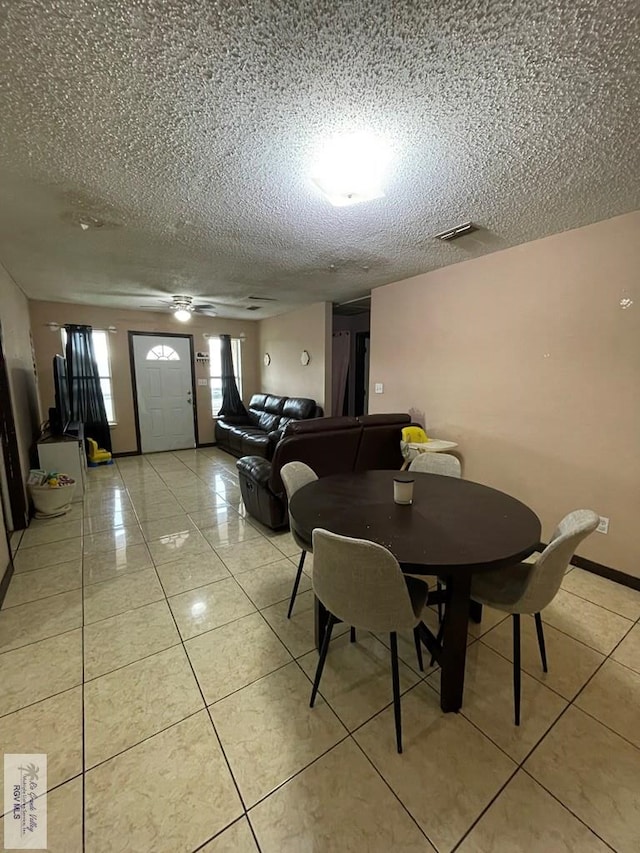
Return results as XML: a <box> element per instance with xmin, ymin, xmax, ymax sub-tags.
<box><xmin>539</xmin><ymin>542</ymin><xmax>640</xmax><ymax>592</ymax></box>
<box><xmin>570</xmin><ymin>554</ymin><xmax>640</xmax><ymax>592</ymax></box>
<box><xmin>114</xmin><ymin>446</ymin><xmax>217</xmax><ymax>456</ymax></box>
<box><xmin>0</xmin><ymin>558</ymin><xmax>14</xmax><ymax>609</ymax></box>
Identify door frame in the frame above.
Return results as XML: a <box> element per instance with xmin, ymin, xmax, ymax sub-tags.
<box><xmin>354</xmin><ymin>331</ymin><xmax>370</xmax><ymax>417</ymax></box>
<box><xmin>0</xmin><ymin>324</ymin><xmax>29</xmax><ymax>530</ymax></box>
<box><xmin>128</xmin><ymin>331</ymin><xmax>199</xmax><ymax>455</ymax></box>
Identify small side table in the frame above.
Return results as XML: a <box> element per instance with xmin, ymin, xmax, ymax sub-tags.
<box><xmin>400</xmin><ymin>439</ymin><xmax>459</xmax><ymax>470</ymax></box>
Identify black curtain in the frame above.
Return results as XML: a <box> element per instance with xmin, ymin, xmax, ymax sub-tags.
<box><xmin>65</xmin><ymin>324</ymin><xmax>112</xmax><ymax>453</ymax></box>
<box><xmin>218</xmin><ymin>334</ymin><xmax>247</xmax><ymax>417</ymax></box>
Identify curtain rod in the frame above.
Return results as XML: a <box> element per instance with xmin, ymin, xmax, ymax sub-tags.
<box><xmin>203</xmin><ymin>332</ymin><xmax>246</xmax><ymax>341</ymax></box>
<box><xmin>46</xmin><ymin>322</ymin><xmax>117</xmax><ymax>333</ymax></box>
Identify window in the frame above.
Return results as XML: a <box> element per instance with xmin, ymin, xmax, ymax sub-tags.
<box><xmin>146</xmin><ymin>344</ymin><xmax>180</xmax><ymax>361</ymax></box>
<box><xmin>61</xmin><ymin>328</ymin><xmax>116</xmax><ymax>423</ymax></box>
<box><xmin>209</xmin><ymin>337</ymin><xmax>242</xmax><ymax>416</ymax></box>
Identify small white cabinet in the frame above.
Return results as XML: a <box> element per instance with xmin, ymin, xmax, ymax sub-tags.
<box><xmin>37</xmin><ymin>435</ymin><xmax>86</xmax><ymax>502</ymax></box>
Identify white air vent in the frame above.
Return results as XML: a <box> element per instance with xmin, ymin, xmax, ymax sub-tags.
<box><xmin>434</xmin><ymin>222</ymin><xmax>477</xmax><ymax>241</ymax></box>
<box><xmin>248</xmin><ymin>295</ymin><xmax>278</xmax><ymax>301</ymax></box>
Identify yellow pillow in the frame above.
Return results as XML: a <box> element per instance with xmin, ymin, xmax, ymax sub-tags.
<box><xmin>401</xmin><ymin>426</ymin><xmax>428</xmax><ymax>444</ymax></box>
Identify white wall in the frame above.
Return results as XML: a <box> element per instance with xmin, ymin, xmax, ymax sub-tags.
<box><xmin>369</xmin><ymin>212</ymin><xmax>640</xmax><ymax>577</ymax></box>
<box><xmin>259</xmin><ymin>302</ymin><xmax>332</xmax><ymax>411</ymax></box>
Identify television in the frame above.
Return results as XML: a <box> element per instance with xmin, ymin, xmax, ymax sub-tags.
<box><xmin>51</xmin><ymin>354</ymin><xmax>71</xmax><ymax>435</ymax></box>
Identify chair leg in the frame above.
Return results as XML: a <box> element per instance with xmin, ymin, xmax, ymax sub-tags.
<box><xmin>390</xmin><ymin>632</ymin><xmax>403</xmax><ymax>753</ymax></box>
<box><xmin>413</xmin><ymin>626</ymin><xmax>424</xmax><ymax>672</ymax></box>
<box><xmin>513</xmin><ymin>614</ymin><xmax>521</xmax><ymax>726</ymax></box>
<box><xmin>287</xmin><ymin>550</ymin><xmax>306</xmax><ymax>619</ymax></box>
<box><xmin>430</xmin><ymin>615</ymin><xmax>445</xmax><ymax>668</ymax></box>
<box><xmin>310</xmin><ymin>613</ymin><xmax>336</xmax><ymax>708</ymax></box>
<box><xmin>436</xmin><ymin>579</ymin><xmax>443</xmax><ymax>623</ymax></box>
<box><xmin>430</xmin><ymin>579</ymin><xmax>450</xmax><ymax>667</ymax></box>
<box><xmin>534</xmin><ymin>612</ymin><xmax>548</xmax><ymax>673</ymax></box>
<box><xmin>350</xmin><ymin>626</ymin><xmax>356</xmax><ymax>643</ymax></box>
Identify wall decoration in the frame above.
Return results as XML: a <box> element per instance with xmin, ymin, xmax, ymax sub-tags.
<box><xmin>300</xmin><ymin>350</ymin><xmax>311</xmax><ymax>366</ymax></box>
<box><xmin>263</xmin><ymin>352</ymin><xmax>271</xmax><ymax>366</ymax></box>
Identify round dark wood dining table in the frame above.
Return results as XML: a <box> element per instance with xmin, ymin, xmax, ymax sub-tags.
<box><xmin>289</xmin><ymin>469</ymin><xmax>541</xmax><ymax>713</ymax></box>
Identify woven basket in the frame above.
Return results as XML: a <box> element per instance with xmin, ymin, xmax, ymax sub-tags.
<box><xmin>29</xmin><ymin>481</ymin><xmax>76</xmax><ymax>517</ymax></box>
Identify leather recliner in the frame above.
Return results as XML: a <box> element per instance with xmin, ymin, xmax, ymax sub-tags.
<box><xmin>215</xmin><ymin>393</ymin><xmax>322</xmax><ymax>460</ymax></box>
<box><xmin>237</xmin><ymin>413</ymin><xmax>410</xmax><ymax>529</ymax></box>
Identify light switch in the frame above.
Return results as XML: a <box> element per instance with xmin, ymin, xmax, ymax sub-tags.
<box><xmin>374</xmin><ymin>383</ymin><xmax>384</xmax><ymax>394</ymax></box>
<box><xmin>197</xmin><ymin>378</ymin><xmax>208</xmax><ymax>386</ymax></box>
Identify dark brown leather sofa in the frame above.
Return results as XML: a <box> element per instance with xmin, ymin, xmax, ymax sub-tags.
<box><xmin>215</xmin><ymin>393</ymin><xmax>323</xmax><ymax>460</ymax></box>
<box><xmin>236</xmin><ymin>413</ymin><xmax>410</xmax><ymax>529</ymax></box>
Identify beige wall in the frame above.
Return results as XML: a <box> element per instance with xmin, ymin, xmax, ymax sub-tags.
<box><xmin>369</xmin><ymin>211</ymin><xmax>640</xmax><ymax>577</ymax></box>
<box><xmin>259</xmin><ymin>302</ymin><xmax>332</xmax><ymax>412</ymax></box>
<box><xmin>29</xmin><ymin>301</ymin><xmax>260</xmax><ymax>455</ymax></box>
<box><xmin>0</xmin><ymin>261</ymin><xmax>41</xmax><ymax>540</ymax></box>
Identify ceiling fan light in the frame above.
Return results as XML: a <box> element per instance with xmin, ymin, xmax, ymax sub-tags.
<box><xmin>174</xmin><ymin>308</ymin><xmax>191</xmax><ymax>322</ymax></box>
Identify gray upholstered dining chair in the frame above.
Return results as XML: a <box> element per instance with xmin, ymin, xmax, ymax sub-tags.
<box><xmin>408</xmin><ymin>452</ymin><xmax>461</xmax><ymax>477</ymax></box>
<box><xmin>309</xmin><ymin>528</ymin><xmax>429</xmax><ymax>753</ymax></box>
<box><xmin>469</xmin><ymin>509</ymin><xmax>599</xmax><ymax>725</ymax></box>
<box><xmin>409</xmin><ymin>452</ymin><xmax>461</xmax><ymax>622</ymax></box>
<box><xmin>281</xmin><ymin>461</ymin><xmax>318</xmax><ymax>618</ymax></box>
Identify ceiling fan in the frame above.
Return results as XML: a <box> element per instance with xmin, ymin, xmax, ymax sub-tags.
<box><xmin>158</xmin><ymin>295</ymin><xmax>218</xmax><ymax>321</ymax></box>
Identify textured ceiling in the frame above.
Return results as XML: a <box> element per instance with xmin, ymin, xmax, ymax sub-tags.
<box><xmin>0</xmin><ymin>0</ymin><xmax>639</xmax><ymax>319</ymax></box>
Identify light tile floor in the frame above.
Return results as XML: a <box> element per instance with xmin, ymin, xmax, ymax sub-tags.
<box><xmin>1</xmin><ymin>448</ymin><xmax>639</xmax><ymax>852</ymax></box>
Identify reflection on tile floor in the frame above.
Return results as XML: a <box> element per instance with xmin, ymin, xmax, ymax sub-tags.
<box><xmin>1</xmin><ymin>448</ymin><xmax>638</xmax><ymax>851</ymax></box>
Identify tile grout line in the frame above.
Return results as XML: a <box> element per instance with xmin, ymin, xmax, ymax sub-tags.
<box><xmin>560</xmin><ymin>611</ymin><xmax>640</xmax><ymax>753</ymax></box>
<box><xmin>517</xmin><ymin>768</ymin><xmax>618</xmax><ymax>853</ymax></box>
<box><xmin>242</xmin><ymin>730</ymin><xmax>352</xmax><ymax>813</ymax></box>
<box><xmin>328</xmin><ymin>581</ymin><xmax>640</xmax><ymax>851</ymax></box>
<box><xmin>1</xmin><ymin>576</ymin><xmax>84</xmax><ymax>611</ymax></box>
<box><xmin>5</xmin><ymin>451</ymin><xmax>640</xmax><ymax>851</ymax></box>
<box><xmin>348</xmin><ymin>731</ymin><xmax>439</xmax><ymax>849</ymax></box>
<box><xmin>555</xmin><ymin>582</ymin><xmax>640</xmax><ymax>621</ymax></box>
<box><xmin>0</xmin><ymin>679</ymin><xmax>81</xmax><ymax>722</ymax></box>
<box><xmin>0</xmin><ymin>607</ymin><xmax>84</xmax><ymax>658</ymax></box>
<box><xmin>150</xmin><ymin>541</ymin><xmax>255</xmax><ymax>837</ymax></box>
<box><xmin>0</xmin><ymin>770</ymin><xmax>83</xmax><ymax>822</ymax></box>
<box><xmin>82</xmin><ymin>637</ymin><xmax>184</xmax><ymax>684</ymax></box>
<box><xmin>473</xmin><ymin>635</ymin><xmax>592</xmax><ymax>703</ymax></box>
<box><xmin>449</xmin><ymin>605</ymin><xmax>640</xmax><ymax>850</ymax></box>
<box><xmin>538</xmin><ymin>607</ymin><xmax>633</xmax><ymax>657</ymax></box>
<box><xmin>119</xmin><ymin>455</ymin><xmax>608</xmax><ymax>848</ymax></box>
<box><xmin>85</xmin><ymin>454</ymin><xmax>262</xmax><ymax>849</ymax></box>
<box><xmin>191</xmin><ymin>815</ymin><xmax>257</xmax><ymax>852</ymax></box>
<box><xmin>82</xmin><ymin>707</ymin><xmax>205</xmax><ymax>774</ymax></box>
<box><xmin>81</xmin><ymin>504</ymin><xmax>86</xmax><ymax>853</ymax></box>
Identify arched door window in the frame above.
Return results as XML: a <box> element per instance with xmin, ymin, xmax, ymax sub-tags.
<box><xmin>146</xmin><ymin>344</ymin><xmax>180</xmax><ymax>361</ymax></box>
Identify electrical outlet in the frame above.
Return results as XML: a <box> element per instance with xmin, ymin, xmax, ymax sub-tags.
<box><xmin>374</xmin><ymin>383</ymin><xmax>384</xmax><ymax>394</ymax></box>
<box><xmin>597</xmin><ymin>516</ymin><xmax>609</xmax><ymax>534</ymax></box>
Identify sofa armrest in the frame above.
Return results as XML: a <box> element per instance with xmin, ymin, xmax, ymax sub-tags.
<box><xmin>218</xmin><ymin>415</ymin><xmax>250</xmax><ymax>425</ymax></box>
<box><xmin>267</xmin><ymin>428</ymin><xmax>284</xmax><ymax>447</ymax></box>
<box><xmin>236</xmin><ymin>455</ymin><xmax>272</xmax><ymax>489</ymax></box>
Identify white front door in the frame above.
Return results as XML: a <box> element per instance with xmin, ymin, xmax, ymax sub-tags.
<box><xmin>132</xmin><ymin>335</ymin><xmax>196</xmax><ymax>453</ymax></box>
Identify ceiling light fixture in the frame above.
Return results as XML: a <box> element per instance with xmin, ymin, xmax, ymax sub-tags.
<box><xmin>174</xmin><ymin>307</ymin><xmax>191</xmax><ymax>322</ymax></box>
<box><xmin>311</xmin><ymin>132</ymin><xmax>391</xmax><ymax>207</ymax></box>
